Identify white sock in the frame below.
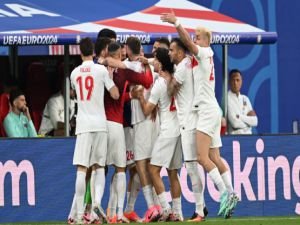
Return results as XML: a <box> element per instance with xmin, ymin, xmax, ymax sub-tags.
<box><xmin>116</xmin><ymin>172</ymin><xmax>126</xmax><ymax>219</ymax></box>
<box><xmin>75</xmin><ymin>171</ymin><xmax>86</xmax><ymax>220</ymax></box>
<box><xmin>208</xmin><ymin>167</ymin><xmax>226</xmax><ymax>194</ymax></box>
<box><xmin>68</xmin><ymin>193</ymin><xmax>77</xmax><ymax>219</ymax></box>
<box><xmin>221</xmin><ymin>171</ymin><xmax>234</xmax><ymax>193</ymax></box>
<box><xmin>94</xmin><ymin>168</ymin><xmax>105</xmax><ymax>207</ymax></box>
<box><xmin>186</xmin><ymin>162</ymin><xmax>204</xmax><ymax>216</ymax></box>
<box><xmin>158</xmin><ymin>192</ymin><xmax>171</xmax><ymax>211</ymax></box>
<box><xmin>172</xmin><ymin>197</ymin><xmax>182</xmax><ymax>215</ymax></box>
<box><xmin>90</xmin><ymin>170</ymin><xmax>96</xmax><ymax>207</ymax></box>
<box><xmin>142</xmin><ymin>185</ymin><xmax>155</xmax><ymax>208</ymax></box>
<box><xmin>125</xmin><ymin>173</ymin><xmax>140</xmax><ymax>212</ymax></box>
<box><xmin>152</xmin><ymin>186</ymin><xmax>160</xmax><ymax>206</ymax></box>
<box><xmin>109</xmin><ymin>174</ymin><xmax>118</xmax><ymax>217</ymax></box>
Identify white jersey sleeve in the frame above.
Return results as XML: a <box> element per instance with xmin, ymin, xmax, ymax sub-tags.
<box><xmin>101</xmin><ymin>67</ymin><xmax>115</xmax><ymax>91</ymax></box>
<box><xmin>195</xmin><ymin>45</ymin><xmax>213</xmax><ymax>61</ymax></box>
<box><xmin>148</xmin><ymin>79</ymin><xmax>161</xmax><ymax>105</ymax></box>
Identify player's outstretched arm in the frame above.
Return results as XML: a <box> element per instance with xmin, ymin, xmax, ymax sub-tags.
<box><xmin>161</xmin><ymin>11</ymin><xmax>198</xmax><ymax>55</ymax></box>
<box><xmin>101</xmin><ymin>57</ymin><xmax>127</xmax><ymax>69</ymax></box>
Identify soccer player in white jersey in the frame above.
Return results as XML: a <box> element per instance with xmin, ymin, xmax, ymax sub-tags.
<box><xmin>124</xmin><ymin>37</ymin><xmax>160</xmax><ymax>222</ymax></box>
<box><xmin>133</xmin><ymin>48</ymin><xmax>183</xmax><ymax>222</ymax></box>
<box><xmin>161</xmin><ymin>12</ymin><xmax>238</xmax><ymax>218</ymax></box>
<box><xmin>168</xmin><ymin>38</ymin><xmax>207</xmax><ymax>221</ymax></box>
<box><xmin>69</xmin><ymin>38</ymin><xmax>119</xmax><ymax>224</ymax></box>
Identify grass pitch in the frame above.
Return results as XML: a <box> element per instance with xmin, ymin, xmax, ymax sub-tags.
<box><xmin>2</xmin><ymin>216</ymin><xmax>300</xmax><ymax>225</ymax></box>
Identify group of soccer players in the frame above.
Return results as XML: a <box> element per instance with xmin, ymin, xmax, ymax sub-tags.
<box><xmin>67</xmin><ymin>11</ymin><xmax>238</xmax><ymax>225</ymax></box>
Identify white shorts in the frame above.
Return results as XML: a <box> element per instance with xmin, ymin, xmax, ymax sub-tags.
<box><xmin>196</xmin><ymin>108</ymin><xmax>222</xmax><ymax>148</ymax></box>
<box><xmin>124</xmin><ymin>127</ymin><xmax>135</xmax><ymax>166</ymax></box>
<box><xmin>150</xmin><ymin>135</ymin><xmax>182</xmax><ymax>170</ymax></box>
<box><xmin>73</xmin><ymin>132</ymin><xmax>107</xmax><ymax>167</ymax></box>
<box><xmin>180</xmin><ymin>128</ymin><xmax>197</xmax><ymax>161</ymax></box>
<box><xmin>133</xmin><ymin>119</ymin><xmax>158</xmax><ymax>161</ymax></box>
<box><xmin>106</xmin><ymin>121</ymin><xmax>126</xmax><ymax>168</ymax></box>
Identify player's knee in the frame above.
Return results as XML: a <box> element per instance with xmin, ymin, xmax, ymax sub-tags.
<box><xmin>149</xmin><ymin>165</ymin><xmax>160</xmax><ymax>177</ymax></box>
<box><xmin>197</xmin><ymin>155</ymin><xmax>209</xmax><ymax>167</ymax></box>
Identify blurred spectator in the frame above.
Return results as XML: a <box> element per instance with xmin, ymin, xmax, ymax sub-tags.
<box><xmin>227</xmin><ymin>69</ymin><xmax>258</xmax><ymax>134</ymax></box>
<box><xmin>38</xmin><ymin>80</ymin><xmax>75</xmax><ymax>136</ymax></box>
<box><xmin>3</xmin><ymin>89</ymin><xmax>37</xmax><ymax>137</ymax></box>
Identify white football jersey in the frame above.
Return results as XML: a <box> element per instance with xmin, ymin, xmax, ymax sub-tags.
<box><xmin>192</xmin><ymin>45</ymin><xmax>219</xmax><ymax>111</ymax></box>
<box><xmin>148</xmin><ymin>77</ymin><xmax>180</xmax><ymax>138</ymax></box>
<box><xmin>124</xmin><ymin>59</ymin><xmax>152</xmax><ymax>125</ymax></box>
<box><xmin>174</xmin><ymin>57</ymin><xmax>196</xmax><ymax>130</ymax></box>
<box><xmin>70</xmin><ymin>60</ymin><xmax>115</xmax><ymax>134</ymax></box>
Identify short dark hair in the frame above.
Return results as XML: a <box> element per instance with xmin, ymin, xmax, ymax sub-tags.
<box><xmin>108</xmin><ymin>42</ymin><xmax>121</xmax><ymax>56</ymax></box>
<box><xmin>95</xmin><ymin>37</ymin><xmax>112</xmax><ymax>56</ymax></box>
<box><xmin>97</xmin><ymin>28</ymin><xmax>117</xmax><ymax>40</ymax></box>
<box><xmin>9</xmin><ymin>89</ymin><xmax>24</xmax><ymax>105</ymax></box>
<box><xmin>126</xmin><ymin>37</ymin><xmax>141</xmax><ymax>55</ymax></box>
<box><xmin>80</xmin><ymin>38</ymin><xmax>94</xmax><ymax>57</ymax></box>
<box><xmin>229</xmin><ymin>69</ymin><xmax>242</xmax><ymax>79</ymax></box>
<box><xmin>155</xmin><ymin>48</ymin><xmax>174</xmax><ymax>74</ymax></box>
<box><xmin>171</xmin><ymin>38</ymin><xmax>188</xmax><ymax>52</ymax></box>
<box><xmin>156</xmin><ymin>37</ymin><xmax>170</xmax><ymax>48</ymax></box>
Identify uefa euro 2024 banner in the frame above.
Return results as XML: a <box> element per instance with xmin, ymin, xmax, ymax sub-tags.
<box><xmin>0</xmin><ymin>135</ymin><xmax>299</xmax><ymax>223</ymax></box>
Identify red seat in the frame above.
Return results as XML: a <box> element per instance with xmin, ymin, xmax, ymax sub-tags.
<box><xmin>0</xmin><ymin>93</ymin><xmax>10</xmax><ymax>137</ymax></box>
<box><xmin>25</xmin><ymin>62</ymin><xmax>52</xmax><ymax>131</ymax></box>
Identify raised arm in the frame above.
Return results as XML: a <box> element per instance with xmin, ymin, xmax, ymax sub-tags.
<box><xmin>161</xmin><ymin>11</ymin><xmax>199</xmax><ymax>55</ymax></box>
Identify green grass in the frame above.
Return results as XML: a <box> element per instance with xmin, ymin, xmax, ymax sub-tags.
<box><xmin>2</xmin><ymin>216</ymin><xmax>300</xmax><ymax>225</ymax></box>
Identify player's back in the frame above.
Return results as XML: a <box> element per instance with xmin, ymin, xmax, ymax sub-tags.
<box><xmin>71</xmin><ymin>61</ymin><xmax>109</xmax><ymax>134</ymax></box>
<box><xmin>150</xmin><ymin>77</ymin><xmax>179</xmax><ymax>138</ymax></box>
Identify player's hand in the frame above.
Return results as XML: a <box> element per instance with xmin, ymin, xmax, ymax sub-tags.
<box><xmin>161</xmin><ymin>9</ymin><xmax>177</xmax><ymax>24</ymax></box>
<box><xmin>107</xmin><ymin>66</ymin><xmax>115</xmax><ymax>79</ymax></box>
<box><xmin>23</xmin><ymin>106</ymin><xmax>31</xmax><ymax>120</ymax></box>
<box><xmin>138</xmin><ymin>56</ymin><xmax>149</xmax><ymax>65</ymax></box>
<box><xmin>131</xmin><ymin>85</ymin><xmax>144</xmax><ymax>99</ymax></box>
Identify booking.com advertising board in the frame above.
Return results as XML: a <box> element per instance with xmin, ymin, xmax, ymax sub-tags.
<box><xmin>0</xmin><ymin>136</ymin><xmax>300</xmax><ymax>223</ymax></box>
